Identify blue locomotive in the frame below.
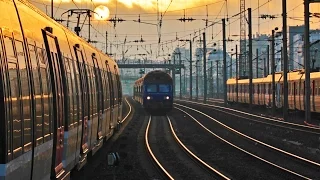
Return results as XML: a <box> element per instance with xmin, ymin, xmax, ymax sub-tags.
<box><xmin>134</xmin><ymin>70</ymin><xmax>173</xmax><ymax>114</ymax></box>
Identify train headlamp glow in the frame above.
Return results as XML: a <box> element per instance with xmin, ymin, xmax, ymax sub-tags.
<box><xmin>165</xmin><ymin>96</ymin><xmax>170</xmax><ymax>100</ymax></box>
<box><xmin>147</xmin><ymin>96</ymin><xmax>151</xmax><ymax>100</ymax></box>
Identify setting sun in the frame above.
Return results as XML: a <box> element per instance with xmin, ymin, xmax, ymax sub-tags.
<box><xmin>94</xmin><ymin>5</ymin><xmax>110</xmax><ymax>20</ymax></box>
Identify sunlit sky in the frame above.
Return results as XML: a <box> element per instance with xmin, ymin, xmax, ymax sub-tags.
<box><xmin>30</xmin><ymin>0</ymin><xmax>320</xmax><ymax>61</ymax></box>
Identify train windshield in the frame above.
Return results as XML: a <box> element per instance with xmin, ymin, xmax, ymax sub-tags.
<box><xmin>159</xmin><ymin>84</ymin><xmax>171</xmax><ymax>93</ymax></box>
<box><xmin>146</xmin><ymin>85</ymin><xmax>157</xmax><ymax>92</ymax></box>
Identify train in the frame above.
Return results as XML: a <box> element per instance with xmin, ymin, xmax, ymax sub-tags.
<box><xmin>227</xmin><ymin>69</ymin><xmax>320</xmax><ymax>112</ymax></box>
<box><xmin>133</xmin><ymin>70</ymin><xmax>173</xmax><ymax>114</ymax></box>
<box><xmin>0</xmin><ymin>0</ymin><xmax>123</xmax><ymax>179</ymax></box>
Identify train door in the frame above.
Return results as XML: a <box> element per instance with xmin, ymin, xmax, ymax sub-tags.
<box><xmin>111</xmin><ymin>71</ymin><xmax>118</xmax><ymax>127</ymax></box>
<box><xmin>69</xmin><ymin>57</ymin><xmax>83</xmax><ymax>168</ymax></box>
<box><xmin>42</xmin><ymin>29</ymin><xmax>66</xmax><ymax>179</ymax></box>
<box><xmin>73</xmin><ymin>45</ymin><xmax>89</xmax><ymax>168</ymax></box>
<box><xmin>92</xmin><ymin>55</ymin><xmax>103</xmax><ymax>140</ymax></box>
<box><xmin>293</xmin><ymin>82</ymin><xmax>296</xmax><ymax>109</ymax></box>
<box><xmin>105</xmin><ymin>61</ymin><xmax>115</xmax><ymax>129</ymax></box>
<box><xmin>275</xmin><ymin>82</ymin><xmax>281</xmax><ymax>108</ymax></box>
<box><xmin>114</xmin><ymin>66</ymin><xmax>122</xmax><ymax>124</ymax></box>
<box><xmin>312</xmin><ymin>80</ymin><xmax>315</xmax><ymax>112</ymax></box>
<box><xmin>102</xmin><ymin>69</ymin><xmax>111</xmax><ymax>139</ymax></box>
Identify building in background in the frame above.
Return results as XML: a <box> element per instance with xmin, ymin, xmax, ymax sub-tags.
<box><xmin>289</xmin><ymin>25</ymin><xmax>304</xmax><ymax>70</ymax></box>
<box><xmin>292</xmin><ymin>30</ymin><xmax>320</xmax><ymax>70</ymax></box>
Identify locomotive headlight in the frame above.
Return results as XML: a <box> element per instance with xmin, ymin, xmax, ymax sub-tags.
<box><xmin>147</xmin><ymin>96</ymin><xmax>151</xmax><ymax>100</ymax></box>
<box><xmin>165</xmin><ymin>96</ymin><xmax>170</xmax><ymax>100</ymax></box>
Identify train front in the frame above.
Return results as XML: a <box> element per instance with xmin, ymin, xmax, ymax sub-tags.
<box><xmin>142</xmin><ymin>71</ymin><xmax>173</xmax><ymax>114</ymax></box>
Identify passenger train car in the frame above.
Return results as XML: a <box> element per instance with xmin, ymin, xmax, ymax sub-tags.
<box><xmin>227</xmin><ymin>70</ymin><xmax>320</xmax><ymax>112</ymax></box>
<box><xmin>133</xmin><ymin>70</ymin><xmax>173</xmax><ymax>114</ymax></box>
<box><xmin>0</xmin><ymin>0</ymin><xmax>122</xmax><ymax>179</ymax></box>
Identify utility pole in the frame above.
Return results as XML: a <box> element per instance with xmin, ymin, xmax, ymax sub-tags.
<box><xmin>256</xmin><ymin>49</ymin><xmax>259</xmax><ymax>78</ymax></box>
<box><xmin>248</xmin><ymin>8</ymin><xmax>253</xmax><ymax>110</ymax></box>
<box><xmin>183</xmin><ymin>63</ymin><xmax>186</xmax><ymax>96</ymax></box>
<box><xmin>216</xmin><ymin>60</ymin><xmax>219</xmax><ymax>98</ymax></box>
<box><xmin>203</xmin><ymin>32</ymin><xmax>207</xmax><ymax>104</ymax></box>
<box><xmin>196</xmin><ymin>60</ymin><xmax>199</xmax><ymax>100</ymax></box>
<box><xmin>106</xmin><ymin>31</ymin><xmax>108</xmax><ymax>54</ymax></box>
<box><xmin>230</xmin><ymin>55</ymin><xmax>232</xmax><ymax>78</ymax></box>
<box><xmin>282</xmin><ymin>0</ymin><xmax>288</xmax><ymax>121</ymax></box>
<box><xmin>267</xmin><ymin>45</ymin><xmax>270</xmax><ymax>75</ymax></box>
<box><xmin>211</xmin><ymin>61</ymin><xmax>214</xmax><ymax>98</ymax></box>
<box><xmin>88</xmin><ymin>10</ymin><xmax>91</xmax><ymax>42</ymax></box>
<box><xmin>173</xmin><ymin>53</ymin><xmax>176</xmax><ymax>97</ymax></box>
<box><xmin>189</xmin><ymin>40</ymin><xmax>193</xmax><ymax>100</ymax></box>
<box><xmin>179</xmin><ymin>51</ymin><xmax>182</xmax><ymax>99</ymax></box>
<box><xmin>304</xmin><ymin>0</ymin><xmax>311</xmax><ymax>123</ymax></box>
<box><xmin>272</xmin><ymin>29</ymin><xmax>276</xmax><ymax>116</ymax></box>
<box><xmin>263</xmin><ymin>58</ymin><xmax>266</xmax><ymax>77</ymax></box>
<box><xmin>51</xmin><ymin>0</ymin><xmax>53</xmax><ymax>19</ymax></box>
<box><xmin>222</xmin><ymin>18</ymin><xmax>227</xmax><ymax>105</ymax></box>
<box><xmin>236</xmin><ymin>45</ymin><xmax>239</xmax><ymax>102</ymax></box>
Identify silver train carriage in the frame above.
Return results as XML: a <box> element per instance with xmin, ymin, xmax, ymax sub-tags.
<box><xmin>0</xmin><ymin>0</ymin><xmax>122</xmax><ymax>179</ymax></box>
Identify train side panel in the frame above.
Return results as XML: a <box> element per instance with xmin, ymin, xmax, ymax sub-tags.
<box><xmin>0</xmin><ymin>0</ymin><xmax>36</xmax><ymax>179</ymax></box>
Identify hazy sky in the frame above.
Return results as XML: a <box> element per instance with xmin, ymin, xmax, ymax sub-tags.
<box><xmin>30</xmin><ymin>0</ymin><xmax>320</xmax><ymax>61</ymax></box>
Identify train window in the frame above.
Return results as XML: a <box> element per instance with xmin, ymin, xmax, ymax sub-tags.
<box><xmin>37</xmin><ymin>47</ymin><xmax>52</xmax><ymax>142</ymax></box>
<box><xmin>318</xmin><ymin>81</ymin><xmax>320</xmax><ymax>95</ymax></box>
<box><xmin>8</xmin><ymin>62</ymin><xmax>22</xmax><ymax>158</ymax></box>
<box><xmin>69</xmin><ymin>59</ymin><xmax>78</xmax><ymax>126</ymax></box>
<box><xmin>112</xmin><ymin>73</ymin><xmax>118</xmax><ymax>102</ymax></box>
<box><xmin>3</xmin><ymin>36</ymin><xmax>16</xmax><ymax>160</ymax></box>
<box><xmin>92</xmin><ymin>66</ymin><xmax>98</xmax><ymax>114</ymax></box>
<box><xmin>69</xmin><ymin>58</ymin><xmax>79</xmax><ymax>124</ymax></box>
<box><xmin>4</xmin><ymin>37</ymin><xmax>15</xmax><ymax>60</ymax></box>
<box><xmin>159</xmin><ymin>84</ymin><xmax>170</xmax><ymax>93</ymax></box>
<box><xmin>15</xmin><ymin>41</ymin><xmax>32</xmax><ymax>152</ymax></box>
<box><xmin>64</xmin><ymin>57</ymin><xmax>74</xmax><ymax>128</ymax></box>
<box><xmin>103</xmin><ymin>71</ymin><xmax>110</xmax><ymax>109</ymax></box>
<box><xmin>114</xmin><ymin>67</ymin><xmax>122</xmax><ymax>104</ymax></box>
<box><xmin>105</xmin><ymin>62</ymin><xmax>114</xmax><ymax>107</ymax></box>
<box><xmin>100</xmin><ymin>69</ymin><xmax>107</xmax><ymax>110</ymax></box>
<box><xmin>312</xmin><ymin>80</ymin><xmax>315</xmax><ymax>96</ymax></box>
<box><xmin>87</xmin><ymin>65</ymin><xmax>97</xmax><ymax>115</ymax></box>
<box><xmin>29</xmin><ymin>44</ymin><xmax>43</xmax><ymax>145</ymax></box>
<box><xmin>75</xmin><ymin>62</ymin><xmax>83</xmax><ymax>120</ymax></box>
<box><xmin>146</xmin><ymin>85</ymin><xmax>157</xmax><ymax>93</ymax></box>
<box><xmin>92</xmin><ymin>56</ymin><xmax>102</xmax><ymax>111</ymax></box>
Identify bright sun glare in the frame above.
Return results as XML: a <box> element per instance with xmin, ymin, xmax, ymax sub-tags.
<box><xmin>94</xmin><ymin>5</ymin><xmax>110</xmax><ymax>20</ymax></box>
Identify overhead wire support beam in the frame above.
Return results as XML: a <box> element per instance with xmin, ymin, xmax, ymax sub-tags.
<box><xmin>222</xmin><ymin>18</ymin><xmax>227</xmax><ymax>105</ymax></box>
<box><xmin>203</xmin><ymin>32</ymin><xmax>207</xmax><ymax>104</ymax></box>
<box><xmin>282</xmin><ymin>0</ymin><xmax>289</xmax><ymax>121</ymax></box>
<box><xmin>304</xmin><ymin>0</ymin><xmax>311</xmax><ymax>123</ymax></box>
<box><xmin>248</xmin><ymin>8</ymin><xmax>253</xmax><ymax>111</ymax></box>
<box><xmin>240</xmin><ymin>0</ymin><xmax>246</xmax><ymax>77</ymax></box>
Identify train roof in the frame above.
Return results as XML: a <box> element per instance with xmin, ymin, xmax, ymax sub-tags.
<box><xmin>134</xmin><ymin>70</ymin><xmax>172</xmax><ymax>85</ymax></box>
<box><xmin>18</xmin><ymin>0</ymin><xmax>118</xmax><ymax>70</ymax></box>
<box><xmin>227</xmin><ymin>69</ymin><xmax>320</xmax><ymax>85</ymax></box>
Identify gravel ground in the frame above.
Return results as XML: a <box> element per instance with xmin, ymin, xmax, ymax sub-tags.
<box><xmin>147</xmin><ymin>116</ymin><xmax>215</xmax><ymax>180</ymax></box>
<box><xmin>168</xmin><ymin>109</ymin><xmax>298</xmax><ymax>180</ymax></box>
<box><xmin>71</xmin><ymin>97</ymin><xmax>157</xmax><ymax>180</ymax></box>
<box><xmin>173</xmin><ymin>103</ymin><xmax>320</xmax><ymax>179</ymax></box>
<box><xmin>175</xmin><ymin>101</ymin><xmax>320</xmax><ymax>164</ymax></box>
<box><xmin>187</xmin><ymin>97</ymin><xmax>320</xmax><ymax>126</ymax></box>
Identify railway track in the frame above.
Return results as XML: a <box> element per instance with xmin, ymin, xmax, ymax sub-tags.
<box><xmin>120</xmin><ymin>97</ymin><xmax>132</xmax><ymax>124</ymax></box>
<box><xmin>176</xmin><ymin>99</ymin><xmax>320</xmax><ymax>134</ymax></box>
<box><xmin>175</xmin><ymin>100</ymin><xmax>320</xmax><ymax>162</ymax></box>
<box><xmin>145</xmin><ymin>115</ymin><xmax>229</xmax><ymax>179</ymax></box>
<box><xmin>174</xmin><ymin>104</ymin><xmax>320</xmax><ymax>179</ymax></box>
